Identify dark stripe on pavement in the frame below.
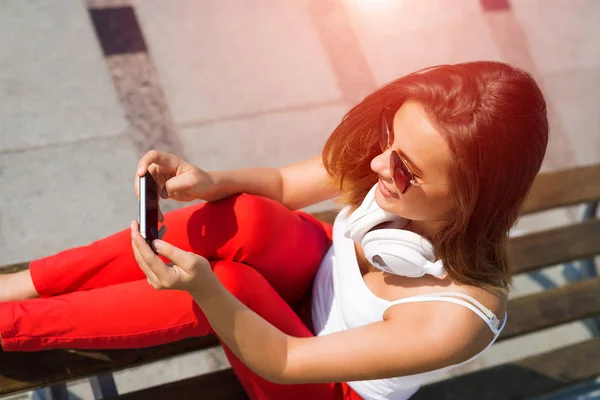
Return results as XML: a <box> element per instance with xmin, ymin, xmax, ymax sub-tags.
<box><xmin>481</xmin><ymin>0</ymin><xmax>511</xmax><ymax>11</ymax></box>
<box><xmin>89</xmin><ymin>7</ymin><xmax>148</xmax><ymax>56</ymax></box>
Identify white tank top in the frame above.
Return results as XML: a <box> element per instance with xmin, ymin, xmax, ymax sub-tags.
<box><xmin>311</xmin><ymin>207</ymin><xmax>507</xmax><ymax>400</ymax></box>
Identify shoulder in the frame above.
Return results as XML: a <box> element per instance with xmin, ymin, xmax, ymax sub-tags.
<box><xmin>384</xmin><ymin>284</ymin><xmax>507</xmax><ymax>364</ymax></box>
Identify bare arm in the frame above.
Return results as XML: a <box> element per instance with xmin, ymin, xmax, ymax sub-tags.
<box><xmin>133</xmin><ymin>192</ymin><xmax>500</xmax><ymax>386</ymax></box>
<box><xmin>187</xmin><ymin>275</ymin><xmax>497</xmax><ymax>384</ymax></box>
<box><xmin>209</xmin><ymin>155</ymin><xmax>339</xmax><ymax>210</ymax></box>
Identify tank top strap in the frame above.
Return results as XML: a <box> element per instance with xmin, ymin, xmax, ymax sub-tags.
<box><xmin>386</xmin><ymin>291</ymin><xmax>506</xmax><ymax>335</ymax></box>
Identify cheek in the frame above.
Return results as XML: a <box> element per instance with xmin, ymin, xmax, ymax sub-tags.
<box><xmin>399</xmin><ymin>190</ymin><xmax>454</xmax><ymax>220</ymax></box>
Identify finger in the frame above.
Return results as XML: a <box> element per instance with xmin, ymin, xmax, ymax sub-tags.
<box><xmin>137</xmin><ymin>150</ymin><xmax>177</xmax><ymax>177</ymax></box>
<box><xmin>163</xmin><ymin>173</ymin><xmax>196</xmax><ymax>199</ymax></box>
<box><xmin>131</xmin><ymin>221</ymin><xmax>164</xmax><ymax>283</ymax></box>
<box><xmin>131</xmin><ymin>221</ymin><xmax>173</xmax><ymax>283</ymax></box>
<box><xmin>154</xmin><ymin>164</ymin><xmax>170</xmax><ymax>200</ymax></box>
<box><xmin>146</xmin><ymin>276</ymin><xmax>156</xmax><ymax>288</ymax></box>
<box><xmin>135</xmin><ymin>161</ymin><xmax>160</xmax><ymax>199</ymax></box>
<box><xmin>134</xmin><ymin>173</ymin><xmax>139</xmax><ymax>199</ymax></box>
<box><xmin>149</xmin><ymin>164</ymin><xmax>168</xmax><ymax>202</ymax></box>
<box><xmin>130</xmin><ymin>222</ymin><xmax>159</xmax><ymax>283</ymax></box>
<box><xmin>152</xmin><ymin>239</ymin><xmax>201</xmax><ymax>274</ymax></box>
<box><xmin>137</xmin><ymin>246</ymin><xmax>160</xmax><ymax>286</ymax></box>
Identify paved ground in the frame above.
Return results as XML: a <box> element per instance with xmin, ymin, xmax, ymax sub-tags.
<box><xmin>1</xmin><ymin>0</ymin><xmax>599</xmax><ymax>398</ymax></box>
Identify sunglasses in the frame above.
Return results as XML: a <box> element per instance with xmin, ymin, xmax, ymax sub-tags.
<box><xmin>379</xmin><ymin>107</ymin><xmax>448</xmax><ymax>194</ymax></box>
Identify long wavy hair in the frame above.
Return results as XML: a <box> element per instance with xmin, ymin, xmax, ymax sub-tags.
<box><xmin>322</xmin><ymin>61</ymin><xmax>549</xmax><ymax>292</ymax></box>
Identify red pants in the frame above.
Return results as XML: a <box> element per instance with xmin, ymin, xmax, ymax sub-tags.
<box><xmin>0</xmin><ymin>194</ymin><xmax>361</xmax><ymax>400</ymax></box>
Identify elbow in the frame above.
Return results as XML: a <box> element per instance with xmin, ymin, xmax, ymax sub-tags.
<box><xmin>266</xmin><ymin>373</ymin><xmax>288</xmax><ymax>385</ymax></box>
<box><xmin>260</xmin><ymin>358</ymin><xmax>301</xmax><ymax>385</ymax></box>
<box><xmin>250</xmin><ymin>366</ymin><xmax>289</xmax><ymax>385</ymax></box>
<box><xmin>248</xmin><ymin>336</ymin><xmax>297</xmax><ymax>384</ymax></box>
<box><xmin>246</xmin><ymin>354</ymin><xmax>291</xmax><ymax>385</ymax></box>
<box><xmin>265</xmin><ymin>369</ymin><xmax>305</xmax><ymax>385</ymax></box>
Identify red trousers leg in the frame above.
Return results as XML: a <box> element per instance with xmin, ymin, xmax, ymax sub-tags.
<box><xmin>212</xmin><ymin>262</ymin><xmax>361</xmax><ymax>400</ymax></box>
<box><xmin>1</xmin><ymin>259</ymin><xmax>349</xmax><ymax>399</ymax></box>
<box><xmin>0</xmin><ymin>194</ymin><xmax>362</xmax><ymax>399</ymax></box>
<box><xmin>28</xmin><ymin>193</ymin><xmax>331</xmax><ymax>307</ymax></box>
<box><xmin>0</xmin><ymin>194</ymin><xmax>332</xmax><ymax>350</ymax></box>
<box><xmin>212</xmin><ymin>260</ymin><xmax>340</xmax><ymax>400</ymax></box>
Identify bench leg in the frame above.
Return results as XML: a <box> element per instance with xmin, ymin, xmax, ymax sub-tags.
<box><xmin>581</xmin><ymin>201</ymin><xmax>599</xmax><ymax>279</ymax></box>
<box><xmin>581</xmin><ymin>201</ymin><xmax>600</xmax><ymax>336</ymax></box>
<box><xmin>533</xmin><ymin>201</ymin><xmax>600</xmax><ymax>337</ymax></box>
<box><xmin>31</xmin><ymin>383</ymin><xmax>70</xmax><ymax>400</ymax></box>
<box><xmin>89</xmin><ymin>373</ymin><xmax>119</xmax><ymax>399</ymax></box>
<box><xmin>29</xmin><ymin>374</ymin><xmax>117</xmax><ymax>400</ymax></box>
<box><xmin>562</xmin><ymin>201</ymin><xmax>600</xmax><ymax>336</ymax></box>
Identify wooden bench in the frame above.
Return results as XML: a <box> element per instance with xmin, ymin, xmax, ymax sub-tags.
<box><xmin>1</xmin><ymin>164</ymin><xmax>599</xmax><ymax>400</ymax></box>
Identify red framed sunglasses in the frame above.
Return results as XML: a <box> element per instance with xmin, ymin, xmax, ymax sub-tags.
<box><xmin>380</xmin><ymin>107</ymin><xmax>448</xmax><ymax>194</ymax></box>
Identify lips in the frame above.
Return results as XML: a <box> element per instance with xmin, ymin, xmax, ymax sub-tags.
<box><xmin>378</xmin><ymin>179</ymin><xmax>398</xmax><ymax>197</ymax></box>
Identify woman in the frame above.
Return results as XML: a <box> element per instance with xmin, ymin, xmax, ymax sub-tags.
<box><xmin>0</xmin><ymin>61</ymin><xmax>548</xmax><ymax>400</ymax></box>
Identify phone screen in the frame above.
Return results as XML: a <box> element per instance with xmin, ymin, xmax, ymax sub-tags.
<box><xmin>139</xmin><ymin>172</ymin><xmax>159</xmax><ymax>249</ymax></box>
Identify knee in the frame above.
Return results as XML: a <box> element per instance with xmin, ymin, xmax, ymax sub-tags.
<box><xmin>212</xmin><ymin>260</ymin><xmax>267</xmax><ymax>303</ymax></box>
<box><xmin>223</xmin><ymin>193</ymin><xmax>286</xmax><ymax>226</ymax></box>
<box><xmin>231</xmin><ymin>193</ymin><xmax>288</xmax><ymax>237</ymax></box>
<box><xmin>191</xmin><ymin>193</ymin><xmax>290</xmax><ymax>249</ymax></box>
<box><xmin>186</xmin><ymin>192</ymin><xmax>279</xmax><ymax>239</ymax></box>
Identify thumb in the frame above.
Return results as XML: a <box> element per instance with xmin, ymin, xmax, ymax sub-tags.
<box><xmin>163</xmin><ymin>173</ymin><xmax>196</xmax><ymax>198</ymax></box>
<box><xmin>153</xmin><ymin>240</ymin><xmax>200</xmax><ymax>271</ymax></box>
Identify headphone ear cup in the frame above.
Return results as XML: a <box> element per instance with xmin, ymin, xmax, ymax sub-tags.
<box><xmin>362</xmin><ymin>230</ymin><xmax>428</xmax><ymax>277</ymax></box>
<box><xmin>362</xmin><ymin>229</ymin><xmax>438</xmax><ymax>278</ymax></box>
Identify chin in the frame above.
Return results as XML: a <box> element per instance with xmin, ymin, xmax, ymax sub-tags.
<box><xmin>375</xmin><ymin>186</ymin><xmax>405</xmax><ymax>215</ymax></box>
<box><xmin>374</xmin><ymin>184</ymin><xmax>389</xmax><ymax>205</ymax></box>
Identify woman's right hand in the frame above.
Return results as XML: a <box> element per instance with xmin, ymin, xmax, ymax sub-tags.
<box><xmin>135</xmin><ymin>150</ymin><xmax>221</xmax><ymax>221</ymax></box>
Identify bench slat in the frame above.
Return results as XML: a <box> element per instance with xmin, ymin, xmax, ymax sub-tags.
<box><xmin>6</xmin><ymin>220</ymin><xmax>598</xmax><ymax>277</ymax></box>
<box><xmin>310</xmin><ymin>164</ymin><xmax>600</xmax><ymax>222</ymax></box>
<box><xmin>0</xmin><ymin>222</ymin><xmax>597</xmax><ymax>395</ymax></box>
<box><xmin>508</xmin><ymin>218</ymin><xmax>600</xmax><ymax>274</ymax></box>
<box><xmin>5</xmin><ymin>272</ymin><xmax>599</xmax><ymax>397</ymax></box>
<box><xmin>500</xmin><ymin>277</ymin><xmax>600</xmax><ymax>341</ymax></box>
<box><xmin>521</xmin><ymin>164</ymin><xmax>600</xmax><ymax>214</ymax></box>
<box><xmin>0</xmin><ymin>336</ymin><xmax>220</xmax><ymax>396</ymax></box>
<box><xmin>114</xmin><ymin>368</ymin><xmax>248</xmax><ymax>400</ymax></box>
<box><xmin>412</xmin><ymin>337</ymin><xmax>600</xmax><ymax>400</ymax></box>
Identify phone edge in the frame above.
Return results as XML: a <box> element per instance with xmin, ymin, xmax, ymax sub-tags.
<box><xmin>139</xmin><ymin>175</ymin><xmax>147</xmax><ymax>239</ymax></box>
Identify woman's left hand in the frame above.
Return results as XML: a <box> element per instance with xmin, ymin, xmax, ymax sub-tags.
<box><xmin>130</xmin><ymin>221</ymin><xmax>213</xmax><ymax>294</ymax></box>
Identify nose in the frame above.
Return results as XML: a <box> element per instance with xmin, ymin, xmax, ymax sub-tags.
<box><xmin>370</xmin><ymin>150</ymin><xmax>392</xmax><ymax>180</ymax></box>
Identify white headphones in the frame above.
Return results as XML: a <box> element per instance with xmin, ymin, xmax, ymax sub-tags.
<box><xmin>344</xmin><ymin>183</ymin><xmax>447</xmax><ymax>278</ymax></box>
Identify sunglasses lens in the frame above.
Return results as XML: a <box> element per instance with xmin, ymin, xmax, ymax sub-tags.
<box><xmin>390</xmin><ymin>151</ymin><xmax>411</xmax><ymax>194</ymax></box>
<box><xmin>379</xmin><ymin>112</ymin><xmax>388</xmax><ymax>152</ymax></box>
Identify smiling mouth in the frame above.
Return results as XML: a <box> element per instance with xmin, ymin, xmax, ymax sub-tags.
<box><xmin>379</xmin><ymin>180</ymin><xmax>399</xmax><ymax>197</ymax></box>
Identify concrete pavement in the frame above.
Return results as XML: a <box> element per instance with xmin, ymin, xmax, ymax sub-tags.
<box><xmin>1</xmin><ymin>0</ymin><xmax>599</xmax><ymax>398</ymax></box>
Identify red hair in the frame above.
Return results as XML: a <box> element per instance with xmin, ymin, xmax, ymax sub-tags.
<box><xmin>322</xmin><ymin>61</ymin><xmax>549</xmax><ymax>292</ymax></box>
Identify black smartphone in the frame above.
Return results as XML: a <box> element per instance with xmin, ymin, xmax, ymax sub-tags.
<box><xmin>139</xmin><ymin>171</ymin><xmax>159</xmax><ymax>253</ymax></box>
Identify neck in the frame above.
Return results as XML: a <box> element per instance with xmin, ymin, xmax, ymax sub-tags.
<box><xmin>403</xmin><ymin>219</ymin><xmax>444</xmax><ymax>243</ymax></box>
